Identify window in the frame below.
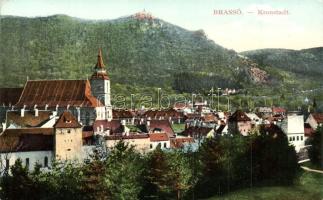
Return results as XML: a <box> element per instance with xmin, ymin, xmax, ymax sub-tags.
<box><xmin>289</xmin><ymin>137</ymin><xmax>292</xmax><ymax>141</ymax></box>
<box><xmin>150</xmin><ymin>144</ymin><xmax>153</xmax><ymax>149</ymax></box>
<box><xmin>26</xmin><ymin>158</ymin><xmax>30</xmax><ymax>168</ymax></box>
<box><xmin>293</xmin><ymin>136</ymin><xmax>295</xmax><ymax>141</ymax></box>
<box><xmin>67</xmin><ymin>129</ymin><xmax>71</xmax><ymax>134</ymax></box>
<box><xmin>164</xmin><ymin>142</ymin><xmax>167</xmax><ymax>148</ymax></box>
<box><xmin>301</xmin><ymin>136</ymin><xmax>303</xmax><ymax>141</ymax></box>
<box><xmin>297</xmin><ymin>136</ymin><xmax>299</xmax><ymax>141</ymax></box>
<box><xmin>44</xmin><ymin>157</ymin><xmax>48</xmax><ymax>167</ymax></box>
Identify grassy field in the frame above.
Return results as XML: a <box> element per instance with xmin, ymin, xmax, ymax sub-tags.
<box><xmin>206</xmin><ymin>169</ymin><xmax>323</xmax><ymax>200</ymax></box>
<box><xmin>172</xmin><ymin>124</ymin><xmax>186</xmax><ymax>134</ymax></box>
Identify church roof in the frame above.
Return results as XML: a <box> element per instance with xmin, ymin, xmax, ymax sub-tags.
<box><xmin>54</xmin><ymin>111</ymin><xmax>82</xmax><ymax>128</ymax></box>
<box><xmin>0</xmin><ymin>88</ymin><xmax>23</xmax><ymax>106</ymax></box>
<box><xmin>15</xmin><ymin>80</ymin><xmax>103</xmax><ymax>108</ymax></box>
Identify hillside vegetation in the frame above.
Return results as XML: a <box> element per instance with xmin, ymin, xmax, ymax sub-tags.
<box><xmin>0</xmin><ymin>14</ymin><xmax>322</xmax><ymax>98</ymax></box>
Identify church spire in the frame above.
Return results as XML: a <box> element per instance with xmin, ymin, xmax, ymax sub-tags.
<box><xmin>95</xmin><ymin>48</ymin><xmax>105</xmax><ymax>69</ymax></box>
<box><xmin>91</xmin><ymin>48</ymin><xmax>109</xmax><ymax>80</ymax></box>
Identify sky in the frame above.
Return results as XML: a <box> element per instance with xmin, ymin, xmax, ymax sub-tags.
<box><xmin>1</xmin><ymin>0</ymin><xmax>323</xmax><ymax>52</ymax></box>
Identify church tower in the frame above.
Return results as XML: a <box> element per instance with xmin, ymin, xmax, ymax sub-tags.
<box><xmin>90</xmin><ymin>48</ymin><xmax>112</xmax><ymax>120</ymax></box>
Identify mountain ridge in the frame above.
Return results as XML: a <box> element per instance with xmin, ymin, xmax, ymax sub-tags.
<box><xmin>0</xmin><ymin>14</ymin><xmax>321</xmax><ymax>95</ymax></box>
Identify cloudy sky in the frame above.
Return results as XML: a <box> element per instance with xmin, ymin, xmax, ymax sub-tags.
<box><xmin>1</xmin><ymin>0</ymin><xmax>323</xmax><ymax>51</ymax></box>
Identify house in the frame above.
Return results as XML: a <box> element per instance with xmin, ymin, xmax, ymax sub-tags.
<box><xmin>0</xmin><ymin>111</ymin><xmax>86</xmax><ymax>173</ymax></box>
<box><xmin>105</xmin><ymin>134</ymin><xmax>151</xmax><ymax>153</ymax></box>
<box><xmin>272</xmin><ymin>107</ymin><xmax>286</xmax><ymax>116</ymax></box>
<box><xmin>228</xmin><ymin>110</ymin><xmax>252</xmax><ymax>136</ymax></box>
<box><xmin>147</xmin><ymin>119</ymin><xmax>175</xmax><ymax>138</ymax></box>
<box><xmin>149</xmin><ymin>132</ymin><xmax>170</xmax><ymax>150</ymax></box>
<box><xmin>279</xmin><ymin>114</ymin><xmax>305</xmax><ymax>152</ymax></box>
<box><xmin>306</xmin><ymin>113</ymin><xmax>323</xmax><ymax>130</ymax></box>
<box><xmin>181</xmin><ymin>126</ymin><xmax>214</xmax><ymax>139</ymax></box>
<box><xmin>113</xmin><ymin>109</ymin><xmax>136</xmax><ymax>124</ymax></box>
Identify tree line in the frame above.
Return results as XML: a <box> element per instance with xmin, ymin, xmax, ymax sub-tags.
<box><xmin>0</xmin><ymin>131</ymin><xmax>300</xmax><ymax>200</ymax></box>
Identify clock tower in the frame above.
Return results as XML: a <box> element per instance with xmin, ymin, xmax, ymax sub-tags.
<box><xmin>90</xmin><ymin>48</ymin><xmax>112</xmax><ymax>120</ymax></box>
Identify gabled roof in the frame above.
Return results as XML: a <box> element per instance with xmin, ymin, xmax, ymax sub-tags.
<box><xmin>15</xmin><ymin>80</ymin><xmax>103</xmax><ymax>108</ymax></box>
<box><xmin>148</xmin><ymin>120</ymin><xmax>175</xmax><ymax>137</ymax></box>
<box><xmin>229</xmin><ymin>110</ymin><xmax>251</xmax><ymax>122</ymax></box>
<box><xmin>311</xmin><ymin>113</ymin><xmax>323</xmax><ymax>123</ymax></box>
<box><xmin>149</xmin><ymin>133</ymin><xmax>169</xmax><ymax>142</ymax></box>
<box><xmin>54</xmin><ymin>111</ymin><xmax>82</xmax><ymax>128</ymax></box>
<box><xmin>0</xmin><ymin>88</ymin><xmax>23</xmax><ymax>106</ymax></box>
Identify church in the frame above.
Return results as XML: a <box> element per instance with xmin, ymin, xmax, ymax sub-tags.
<box><xmin>0</xmin><ymin>48</ymin><xmax>112</xmax><ymax>127</ymax></box>
<box><xmin>0</xmin><ymin>49</ymin><xmax>113</xmax><ymax>172</ymax></box>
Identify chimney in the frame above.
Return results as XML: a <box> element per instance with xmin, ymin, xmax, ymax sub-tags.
<box><xmin>21</xmin><ymin>105</ymin><xmax>26</xmax><ymax>117</ymax></box>
<box><xmin>34</xmin><ymin>105</ymin><xmax>38</xmax><ymax>117</ymax></box>
<box><xmin>45</xmin><ymin>104</ymin><xmax>48</xmax><ymax>110</ymax></box>
<box><xmin>121</xmin><ymin>119</ymin><xmax>126</xmax><ymax>126</ymax></box>
<box><xmin>100</xmin><ymin>125</ymin><xmax>104</xmax><ymax>132</ymax></box>
<box><xmin>1</xmin><ymin>123</ymin><xmax>6</xmax><ymax>132</ymax></box>
<box><xmin>147</xmin><ymin>120</ymin><xmax>150</xmax><ymax>128</ymax></box>
<box><xmin>107</xmin><ymin>129</ymin><xmax>110</xmax><ymax>136</ymax></box>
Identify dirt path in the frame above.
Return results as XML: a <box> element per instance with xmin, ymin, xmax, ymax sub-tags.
<box><xmin>301</xmin><ymin>166</ymin><xmax>323</xmax><ymax>174</ymax></box>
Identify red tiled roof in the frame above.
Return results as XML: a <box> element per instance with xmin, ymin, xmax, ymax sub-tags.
<box><xmin>143</xmin><ymin>109</ymin><xmax>184</xmax><ymax>119</ymax></box>
<box><xmin>6</xmin><ymin>110</ymin><xmax>52</xmax><ymax>127</ymax></box>
<box><xmin>149</xmin><ymin>133</ymin><xmax>169</xmax><ymax>142</ymax></box>
<box><xmin>15</xmin><ymin>80</ymin><xmax>103</xmax><ymax>108</ymax></box>
<box><xmin>229</xmin><ymin>110</ymin><xmax>251</xmax><ymax>122</ymax></box>
<box><xmin>93</xmin><ymin>120</ymin><xmax>123</xmax><ymax>134</ymax></box>
<box><xmin>113</xmin><ymin>109</ymin><xmax>136</xmax><ymax>119</ymax></box>
<box><xmin>148</xmin><ymin>120</ymin><xmax>175</xmax><ymax>137</ymax></box>
<box><xmin>54</xmin><ymin>111</ymin><xmax>82</xmax><ymax>128</ymax></box>
<box><xmin>311</xmin><ymin>113</ymin><xmax>323</xmax><ymax>123</ymax></box>
<box><xmin>272</xmin><ymin>107</ymin><xmax>286</xmax><ymax>113</ymax></box>
<box><xmin>170</xmin><ymin>137</ymin><xmax>194</xmax><ymax>148</ymax></box>
<box><xmin>0</xmin><ymin>88</ymin><xmax>23</xmax><ymax>106</ymax></box>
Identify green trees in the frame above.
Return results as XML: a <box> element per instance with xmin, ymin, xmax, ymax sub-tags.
<box><xmin>308</xmin><ymin>126</ymin><xmax>323</xmax><ymax>168</ymax></box>
<box><xmin>104</xmin><ymin>141</ymin><xmax>144</xmax><ymax>200</ymax></box>
<box><xmin>0</xmin><ymin>136</ymin><xmax>300</xmax><ymax>200</ymax></box>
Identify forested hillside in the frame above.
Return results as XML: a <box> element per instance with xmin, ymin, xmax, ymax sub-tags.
<box><xmin>0</xmin><ymin>14</ymin><xmax>322</xmax><ymax>96</ymax></box>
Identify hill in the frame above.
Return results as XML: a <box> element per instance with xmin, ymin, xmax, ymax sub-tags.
<box><xmin>0</xmin><ymin>14</ymin><xmax>272</xmax><ymax>94</ymax></box>
<box><xmin>241</xmin><ymin>47</ymin><xmax>323</xmax><ymax>79</ymax></box>
<box><xmin>0</xmin><ymin>13</ymin><xmax>322</xmax><ymax>98</ymax></box>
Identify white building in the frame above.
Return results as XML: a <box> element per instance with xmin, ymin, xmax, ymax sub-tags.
<box><xmin>280</xmin><ymin>114</ymin><xmax>305</xmax><ymax>152</ymax></box>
